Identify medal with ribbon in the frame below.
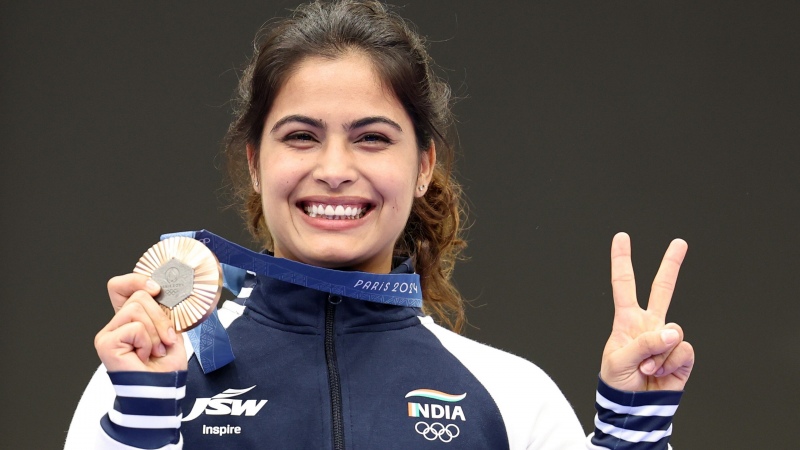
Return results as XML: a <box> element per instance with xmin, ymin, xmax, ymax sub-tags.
<box><xmin>144</xmin><ymin>230</ymin><xmax>422</xmax><ymax>373</ymax></box>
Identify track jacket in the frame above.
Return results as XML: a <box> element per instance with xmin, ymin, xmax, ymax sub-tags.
<box><xmin>66</xmin><ymin>260</ymin><xmax>682</xmax><ymax>449</ymax></box>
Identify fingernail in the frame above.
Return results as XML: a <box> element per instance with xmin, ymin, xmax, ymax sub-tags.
<box><xmin>656</xmin><ymin>367</ymin><xmax>665</xmax><ymax>377</ymax></box>
<box><xmin>661</xmin><ymin>329</ymin><xmax>679</xmax><ymax>345</ymax></box>
<box><xmin>157</xmin><ymin>343</ymin><xmax>167</xmax><ymax>357</ymax></box>
<box><xmin>146</xmin><ymin>279</ymin><xmax>161</xmax><ymax>292</ymax></box>
<box><xmin>168</xmin><ymin>327</ymin><xmax>177</xmax><ymax>344</ymax></box>
<box><xmin>641</xmin><ymin>359</ymin><xmax>656</xmax><ymax>374</ymax></box>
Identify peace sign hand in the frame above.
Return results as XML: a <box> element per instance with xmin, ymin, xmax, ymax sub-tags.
<box><xmin>600</xmin><ymin>232</ymin><xmax>695</xmax><ymax>392</ymax></box>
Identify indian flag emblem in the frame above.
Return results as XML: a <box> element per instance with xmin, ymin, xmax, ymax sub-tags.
<box><xmin>405</xmin><ymin>389</ymin><xmax>467</xmax><ymax>422</ymax></box>
<box><xmin>405</xmin><ymin>389</ymin><xmax>467</xmax><ymax>402</ymax></box>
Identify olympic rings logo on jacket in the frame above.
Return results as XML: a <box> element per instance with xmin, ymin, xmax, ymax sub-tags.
<box><xmin>415</xmin><ymin>421</ymin><xmax>460</xmax><ymax>443</ymax></box>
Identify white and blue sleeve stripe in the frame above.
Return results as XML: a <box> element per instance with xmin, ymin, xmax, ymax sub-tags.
<box><xmin>590</xmin><ymin>377</ymin><xmax>683</xmax><ymax>450</ymax></box>
<box><xmin>100</xmin><ymin>371</ymin><xmax>187</xmax><ymax>449</ymax></box>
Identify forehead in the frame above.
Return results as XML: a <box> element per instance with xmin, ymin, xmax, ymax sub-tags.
<box><xmin>267</xmin><ymin>52</ymin><xmax>410</xmax><ymax>126</ymax></box>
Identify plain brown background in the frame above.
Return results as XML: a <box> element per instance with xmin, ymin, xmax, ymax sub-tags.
<box><xmin>1</xmin><ymin>1</ymin><xmax>798</xmax><ymax>448</ymax></box>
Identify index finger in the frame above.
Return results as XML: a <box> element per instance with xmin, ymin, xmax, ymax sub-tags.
<box><xmin>611</xmin><ymin>232</ymin><xmax>638</xmax><ymax>310</ymax></box>
<box><xmin>647</xmin><ymin>238</ymin><xmax>688</xmax><ymax>319</ymax></box>
<box><xmin>108</xmin><ymin>273</ymin><xmax>161</xmax><ymax>313</ymax></box>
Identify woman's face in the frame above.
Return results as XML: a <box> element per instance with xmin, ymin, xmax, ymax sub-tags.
<box><xmin>249</xmin><ymin>52</ymin><xmax>434</xmax><ymax>274</ymax></box>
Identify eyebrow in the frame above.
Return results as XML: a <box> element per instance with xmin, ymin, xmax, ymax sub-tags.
<box><xmin>270</xmin><ymin>114</ymin><xmax>403</xmax><ymax>134</ymax></box>
<box><xmin>344</xmin><ymin>116</ymin><xmax>403</xmax><ymax>133</ymax></box>
<box><xmin>270</xmin><ymin>115</ymin><xmax>325</xmax><ymax>134</ymax></box>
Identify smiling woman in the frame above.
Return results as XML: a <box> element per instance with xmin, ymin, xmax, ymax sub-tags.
<box><xmin>65</xmin><ymin>1</ymin><xmax>694</xmax><ymax>449</ymax></box>
<box><xmin>250</xmin><ymin>53</ymin><xmax>434</xmax><ymax>275</ymax></box>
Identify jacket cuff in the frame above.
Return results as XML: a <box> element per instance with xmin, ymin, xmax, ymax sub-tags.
<box><xmin>100</xmin><ymin>371</ymin><xmax>187</xmax><ymax>449</ymax></box>
<box><xmin>590</xmin><ymin>376</ymin><xmax>682</xmax><ymax>450</ymax></box>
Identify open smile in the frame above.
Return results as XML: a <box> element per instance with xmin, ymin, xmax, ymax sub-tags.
<box><xmin>300</xmin><ymin>202</ymin><xmax>372</xmax><ymax>220</ymax></box>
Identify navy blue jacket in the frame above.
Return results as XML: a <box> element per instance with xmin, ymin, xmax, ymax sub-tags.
<box><xmin>67</xmin><ymin>263</ymin><xmax>682</xmax><ymax>449</ymax></box>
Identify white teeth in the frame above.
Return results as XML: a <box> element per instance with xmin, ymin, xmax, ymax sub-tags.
<box><xmin>303</xmin><ymin>203</ymin><xmax>367</xmax><ymax>220</ymax></box>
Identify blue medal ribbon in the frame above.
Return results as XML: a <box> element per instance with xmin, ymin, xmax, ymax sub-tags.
<box><xmin>161</xmin><ymin>230</ymin><xmax>423</xmax><ymax>373</ymax></box>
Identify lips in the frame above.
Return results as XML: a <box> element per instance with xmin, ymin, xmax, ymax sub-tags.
<box><xmin>301</xmin><ymin>202</ymin><xmax>370</xmax><ymax>220</ymax></box>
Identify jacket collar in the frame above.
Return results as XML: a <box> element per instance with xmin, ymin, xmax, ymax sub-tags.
<box><xmin>240</xmin><ymin>257</ymin><xmax>424</xmax><ymax>332</ymax></box>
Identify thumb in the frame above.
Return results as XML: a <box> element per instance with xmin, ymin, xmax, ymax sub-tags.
<box><xmin>603</xmin><ymin>328</ymin><xmax>682</xmax><ymax>386</ymax></box>
<box><xmin>108</xmin><ymin>274</ymin><xmax>162</xmax><ymax>313</ymax></box>
<box><xmin>627</xmin><ymin>328</ymin><xmax>681</xmax><ymax>365</ymax></box>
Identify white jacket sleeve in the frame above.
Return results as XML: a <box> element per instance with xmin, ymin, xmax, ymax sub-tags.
<box><xmin>585</xmin><ymin>377</ymin><xmax>681</xmax><ymax>450</ymax></box>
<box><xmin>65</xmin><ymin>304</ymin><xmax>241</xmax><ymax>450</ymax></box>
<box><xmin>64</xmin><ymin>365</ymin><xmax>185</xmax><ymax>450</ymax></box>
<box><xmin>420</xmin><ymin>319</ymin><xmax>681</xmax><ymax>450</ymax></box>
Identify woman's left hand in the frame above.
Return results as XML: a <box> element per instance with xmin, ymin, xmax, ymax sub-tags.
<box><xmin>600</xmin><ymin>232</ymin><xmax>695</xmax><ymax>392</ymax></box>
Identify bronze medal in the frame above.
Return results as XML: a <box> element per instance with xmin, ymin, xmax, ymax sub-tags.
<box><xmin>133</xmin><ymin>236</ymin><xmax>222</xmax><ymax>332</ymax></box>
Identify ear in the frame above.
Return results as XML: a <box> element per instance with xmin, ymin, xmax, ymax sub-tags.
<box><xmin>246</xmin><ymin>143</ymin><xmax>260</xmax><ymax>193</ymax></box>
<box><xmin>415</xmin><ymin>142</ymin><xmax>436</xmax><ymax>197</ymax></box>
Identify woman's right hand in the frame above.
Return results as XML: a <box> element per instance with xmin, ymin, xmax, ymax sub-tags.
<box><xmin>94</xmin><ymin>274</ymin><xmax>187</xmax><ymax>372</ymax></box>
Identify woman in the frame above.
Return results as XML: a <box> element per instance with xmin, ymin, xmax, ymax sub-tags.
<box><xmin>66</xmin><ymin>1</ymin><xmax>694</xmax><ymax>448</ymax></box>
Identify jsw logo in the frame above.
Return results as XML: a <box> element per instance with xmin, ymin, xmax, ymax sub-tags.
<box><xmin>183</xmin><ymin>386</ymin><xmax>268</xmax><ymax>422</ymax></box>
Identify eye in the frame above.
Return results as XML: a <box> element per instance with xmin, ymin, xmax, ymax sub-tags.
<box><xmin>281</xmin><ymin>132</ymin><xmax>319</xmax><ymax>149</ymax></box>
<box><xmin>357</xmin><ymin>133</ymin><xmax>392</xmax><ymax>145</ymax></box>
<box><xmin>284</xmin><ymin>132</ymin><xmax>316</xmax><ymax>142</ymax></box>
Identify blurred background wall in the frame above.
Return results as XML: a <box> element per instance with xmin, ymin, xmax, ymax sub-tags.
<box><xmin>1</xmin><ymin>1</ymin><xmax>797</xmax><ymax>448</ymax></box>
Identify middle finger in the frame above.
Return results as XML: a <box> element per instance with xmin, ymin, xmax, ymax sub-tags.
<box><xmin>647</xmin><ymin>239</ymin><xmax>688</xmax><ymax>320</ymax></box>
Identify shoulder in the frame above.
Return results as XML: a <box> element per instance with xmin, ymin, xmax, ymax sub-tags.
<box><xmin>418</xmin><ymin>317</ymin><xmax>585</xmax><ymax>447</ymax></box>
<box><xmin>419</xmin><ymin>316</ymin><xmax>555</xmax><ymax>387</ymax></box>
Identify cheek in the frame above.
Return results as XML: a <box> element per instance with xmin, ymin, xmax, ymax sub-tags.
<box><xmin>374</xmin><ymin>167</ymin><xmax>416</xmax><ymax>212</ymax></box>
<box><xmin>261</xmin><ymin>154</ymin><xmax>307</xmax><ymax>194</ymax></box>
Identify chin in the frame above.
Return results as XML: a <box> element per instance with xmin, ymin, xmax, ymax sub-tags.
<box><xmin>293</xmin><ymin>246</ymin><xmax>363</xmax><ymax>269</ymax></box>
<box><xmin>307</xmin><ymin>249</ymin><xmax>385</xmax><ymax>273</ymax></box>
<box><xmin>275</xmin><ymin>236</ymin><xmax>392</xmax><ymax>273</ymax></box>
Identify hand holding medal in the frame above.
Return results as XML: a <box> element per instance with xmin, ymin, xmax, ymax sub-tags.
<box><xmin>133</xmin><ymin>236</ymin><xmax>223</xmax><ymax>332</ymax></box>
<box><xmin>95</xmin><ymin>237</ymin><xmax>222</xmax><ymax>372</ymax></box>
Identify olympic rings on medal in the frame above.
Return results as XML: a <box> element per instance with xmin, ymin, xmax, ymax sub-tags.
<box><xmin>415</xmin><ymin>421</ymin><xmax>460</xmax><ymax>443</ymax></box>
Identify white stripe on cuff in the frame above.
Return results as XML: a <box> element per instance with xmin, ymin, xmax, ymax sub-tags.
<box><xmin>113</xmin><ymin>385</ymin><xmax>186</xmax><ymax>400</ymax></box>
<box><xmin>596</xmin><ymin>391</ymin><xmax>678</xmax><ymax>416</ymax></box>
<box><xmin>108</xmin><ymin>409</ymin><xmax>183</xmax><ymax>429</ymax></box>
<box><xmin>594</xmin><ymin>415</ymin><xmax>673</xmax><ymax>442</ymax></box>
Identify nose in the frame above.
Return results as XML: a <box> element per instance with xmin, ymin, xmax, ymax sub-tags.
<box><xmin>312</xmin><ymin>138</ymin><xmax>358</xmax><ymax>190</ymax></box>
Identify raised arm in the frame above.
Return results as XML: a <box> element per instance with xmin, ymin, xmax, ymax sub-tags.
<box><xmin>588</xmin><ymin>232</ymin><xmax>695</xmax><ymax>449</ymax></box>
<box><xmin>65</xmin><ymin>274</ymin><xmax>188</xmax><ymax>449</ymax></box>
<box><xmin>600</xmin><ymin>232</ymin><xmax>695</xmax><ymax>392</ymax></box>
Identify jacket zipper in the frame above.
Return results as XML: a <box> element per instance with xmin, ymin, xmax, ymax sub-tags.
<box><xmin>325</xmin><ymin>295</ymin><xmax>345</xmax><ymax>450</ymax></box>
